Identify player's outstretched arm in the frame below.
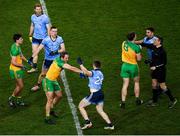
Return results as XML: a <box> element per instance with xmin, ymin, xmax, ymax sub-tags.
<box><xmin>63</xmin><ymin>63</ymin><xmax>82</xmax><ymax>73</ymax></box>
<box><xmin>77</xmin><ymin>57</ymin><xmax>92</xmax><ymax>77</ymax></box>
<box><xmin>134</xmin><ymin>40</ymin><xmax>143</xmax><ymax>44</ymax></box>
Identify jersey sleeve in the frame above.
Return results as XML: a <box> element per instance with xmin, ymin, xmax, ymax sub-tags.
<box><xmin>45</xmin><ymin>15</ymin><xmax>50</xmax><ymax>24</ymax></box>
<box><xmin>135</xmin><ymin>45</ymin><xmax>141</xmax><ymax>54</ymax></box>
<box><xmin>60</xmin><ymin>37</ymin><xmax>64</xmax><ymax>44</ymax></box>
<box><xmin>10</xmin><ymin>45</ymin><xmax>19</xmax><ymax>56</ymax></box>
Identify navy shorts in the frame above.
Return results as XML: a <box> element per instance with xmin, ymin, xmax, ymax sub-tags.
<box><xmin>85</xmin><ymin>90</ymin><xmax>104</xmax><ymax>105</ymax></box>
<box><xmin>43</xmin><ymin>59</ymin><xmax>53</xmax><ymax>69</ymax></box>
<box><xmin>32</xmin><ymin>37</ymin><xmax>43</xmax><ymax>45</ymax></box>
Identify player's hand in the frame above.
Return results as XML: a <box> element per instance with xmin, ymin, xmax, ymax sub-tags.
<box><xmin>80</xmin><ymin>72</ymin><xmax>86</xmax><ymax>79</ymax></box>
<box><xmin>77</xmin><ymin>57</ymin><xmax>83</xmax><ymax>65</ymax></box>
<box><xmin>29</xmin><ymin>36</ymin><xmax>32</xmax><ymax>43</ymax></box>
<box><xmin>150</xmin><ymin>66</ymin><xmax>156</xmax><ymax>70</ymax></box>
<box><xmin>49</xmin><ymin>50</ymin><xmax>59</xmax><ymax>56</ymax></box>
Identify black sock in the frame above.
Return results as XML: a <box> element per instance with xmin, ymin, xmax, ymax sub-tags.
<box><xmin>85</xmin><ymin>120</ymin><xmax>90</xmax><ymax>124</ymax></box>
<box><xmin>34</xmin><ymin>63</ymin><xmax>37</xmax><ymax>69</ymax></box>
<box><xmin>152</xmin><ymin>89</ymin><xmax>158</xmax><ymax>103</ymax></box>
<box><xmin>163</xmin><ymin>88</ymin><xmax>175</xmax><ymax>101</ymax></box>
<box><xmin>108</xmin><ymin>123</ymin><xmax>113</xmax><ymax>127</ymax></box>
<box><xmin>157</xmin><ymin>87</ymin><xmax>163</xmax><ymax>96</ymax></box>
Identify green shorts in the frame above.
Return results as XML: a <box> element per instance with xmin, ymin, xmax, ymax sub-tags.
<box><xmin>120</xmin><ymin>63</ymin><xmax>139</xmax><ymax>78</ymax></box>
<box><xmin>42</xmin><ymin>78</ymin><xmax>61</xmax><ymax>92</ymax></box>
<box><xmin>9</xmin><ymin>70</ymin><xmax>24</xmax><ymax>79</ymax></box>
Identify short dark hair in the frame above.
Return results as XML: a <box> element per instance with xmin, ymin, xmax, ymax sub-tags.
<box><xmin>61</xmin><ymin>51</ymin><xmax>69</xmax><ymax>58</ymax></box>
<box><xmin>127</xmin><ymin>32</ymin><xmax>136</xmax><ymax>41</ymax></box>
<box><xmin>50</xmin><ymin>26</ymin><xmax>57</xmax><ymax>30</ymax></box>
<box><xmin>13</xmin><ymin>34</ymin><xmax>22</xmax><ymax>42</ymax></box>
<box><xmin>156</xmin><ymin>35</ymin><xmax>163</xmax><ymax>44</ymax></box>
<box><xmin>93</xmin><ymin>61</ymin><xmax>101</xmax><ymax>68</ymax></box>
<box><xmin>146</xmin><ymin>27</ymin><xmax>155</xmax><ymax>32</ymax></box>
<box><xmin>34</xmin><ymin>3</ymin><xmax>42</xmax><ymax>9</ymax></box>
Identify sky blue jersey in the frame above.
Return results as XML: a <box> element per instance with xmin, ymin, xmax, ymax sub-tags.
<box><xmin>143</xmin><ymin>36</ymin><xmax>157</xmax><ymax>59</ymax></box>
<box><xmin>31</xmin><ymin>14</ymin><xmax>50</xmax><ymax>39</ymax></box>
<box><xmin>88</xmin><ymin>69</ymin><xmax>104</xmax><ymax>91</ymax></box>
<box><xmin>41</xmin><ymin>36</ymin><xmax>64</xmax><ymax>60</ymax></box>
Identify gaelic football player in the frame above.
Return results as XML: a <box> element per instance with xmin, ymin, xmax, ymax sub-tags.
<box><xmin>29</xmin><ymin>26</ymin><xmax>65</xmax><ymax>92</ymax></box>
<box><xmin>9</xmin><ymin>34</ymin><xmax>32</xmax><ymax>107</ymax></box>
<box><xmin>28</xmin><ymin>3</ymin><xmax>51</xmax><ymax>73</ymax></box>
<box><xmin>42</xmin><ymin>52</ymin><xmax>83</xmax><ymax>124</ymax></box>
<box><xmin>120</xmin><ymin>32</ymin><xmax>143</xmax><ymax>109</ymax></box>
<box><xmin>77</xmin><ymin>58</ymin><xmax>114</xmax><ymax>130</ymax></box>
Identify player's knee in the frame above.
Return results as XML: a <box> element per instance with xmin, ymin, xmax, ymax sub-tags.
<box><xmin>56</xmin><ymin>92</ymin><xmax>62</xmax><ymax>98</ymax></box>
<box><xmin>159</xmin><ymin>83</ymin><xmax>167</xmax><ymax>90</ymax></box>
<box><xmin>96</xmin><ymin>106</ymin><xmax>104</xmax><ymax>113</ymax></box>
<box><xmin>78</xmin><ymin>103</ymin><xmax>85</xmax><ymax>109</ymax></box>
<box><xmin>47</xmin><ymin>98</ymin><xmax>53</xmax><ymax>104</ymax></box>
<box><xmin>152</xmin><ymin>82</ymin><xmax>158</xmax><ymax>89</ymax></box>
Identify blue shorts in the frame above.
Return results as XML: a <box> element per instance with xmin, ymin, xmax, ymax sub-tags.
<box><xmin>85</xmin><ymin>90</ymin><xmax>104</xmax><ymax>105</ymax></box>
<box><xmin>32</xmin><ymin>37</ymin><xmax>43</xmax><ymax>45</ymax></box>
<box><xmin>43</xmin><ymin>59</ymin><xmax>53</xmax><ymax>69</ymax></box>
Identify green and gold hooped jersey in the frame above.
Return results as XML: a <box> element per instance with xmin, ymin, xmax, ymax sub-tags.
<box><xmin>46</xmin><ymin>57</ymin><xmax>65</xmax><ymax>81</ymax></box>
<box><xmin>121</xmin><ymin>41</ymin><xmax>141</xmax><ymax>64</ymax></box>
<box><xmin>9</xmin><ymin>43</ymin><xmax>23</xmax><ymax>71</ymax></box>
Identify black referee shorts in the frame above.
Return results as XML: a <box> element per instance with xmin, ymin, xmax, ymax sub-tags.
<box><xmin>151</xmin><ymin>67</ymin><xmax>166</xmax><ymax>83</ymax></box>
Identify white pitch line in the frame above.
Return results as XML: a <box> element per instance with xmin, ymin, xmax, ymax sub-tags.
<box><xmin>39</xmin><ymin>0</ymin><xmax>83</xmax><ymax>135</ymax></box>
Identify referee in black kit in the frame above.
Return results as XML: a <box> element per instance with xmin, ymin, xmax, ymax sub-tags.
<box><xmin>140</xmin><ymin>36</ymin><xmax>177</xmax><ymax>108</ymax></box>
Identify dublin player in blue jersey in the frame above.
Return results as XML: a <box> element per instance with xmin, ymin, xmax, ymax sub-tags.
<box><xmin>77</xmin><ymin>58</ymin><xmax>114</xmax><ymax>130</ymax></box>
<box><xmin>29</xmin><ymin>26</ymin><xmax>65</xmax><ymax>91</ymax></box>
<box><xmin>28</xmin><ymin>3</ymin><xmax>51</xmax><ymax>73</ymax></box>
<box><xmin>135</xmin><ymin>27</ymin><xmax>157</xmax><ymax>61</ymax></box>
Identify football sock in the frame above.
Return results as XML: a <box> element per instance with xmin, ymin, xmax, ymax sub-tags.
<box><xmin>163</xmin><ymin>88</ymin><xmax>175</xmax><ymax>101</ymax></box>
<box><xmin>152</xmin><ymin>89</ymin><xmax>158</xmax><ymax>103</ymax></box>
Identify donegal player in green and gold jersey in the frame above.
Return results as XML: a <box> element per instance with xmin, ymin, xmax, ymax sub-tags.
<box><xmin>42</xmin><ymin>52</ymin><xmax>84</xmax><ymax>124</ymax></box>
<box><xmin>120</xmin><ymin>32</ymin><xmax>143</xmax><ymax>109</ymax></box>
<box><xmin>9</xmin><ymin>34</ymin><xmax>33</xmax><ymax>107</ymax></box>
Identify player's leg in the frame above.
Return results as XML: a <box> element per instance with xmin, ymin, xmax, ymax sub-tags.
<box><xmin>96</xmin><ymin>103</ymin><xmax>114</xmax><ymax>130</ymax></box>
<box><xmin>159</xmin><ymin>82</ymin><xmax>177</xmax><ymax>108</ymax></box>
<box><xmin>120</xmin><ymin>78</ymin><xmax>129</xmax><ymax>108</ymax></box>
<box><xmin>9</xmin><ymin>70</ymin><xmax>25</xmax><ymax>106</ymax></box>
<box><xmin>15</xmin><ymin>78</ymin><xmax>26</xmax><ymax>106</ymax></box>
<box><xmin>42</xmin><ymin>78</ymin><xmax>56</xmax><ymax>124</ymax></box>
<box><xmin>134</xmin><ymin>76</ymin><xmax>143</xmax><ymax>105</ymax></box>
<box><xmin>120</xmin><ymin>63</ymin><xmax>130</xmax><ymax>108</ymax></box>
<box><xmin>78</xmin><ymin>98</ymin><xmax>92</xmax><ymax>129</ymax></box>
<box><xmin>45</xmin><ymin>91</ymin><xmax>56</xmax><ymax>124</ymax></box>
<box><xmin>27</xmin><ymin>43</ymin><xmax>39</xmax><ymax>73</ymax></box>
<box><xmin>9</xmin><ymin>81</ymin><xmax>19</xmax><ymax>107</ymax></box>
<box><xmin>31</xmin><ymin>60</ymin><xmax>49</xmax><ymax>91</ymax></box>
<box><xmin>50</xmin><ymin>84</ymin><xmax>63</xmax><ymax>118</ymax></box>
